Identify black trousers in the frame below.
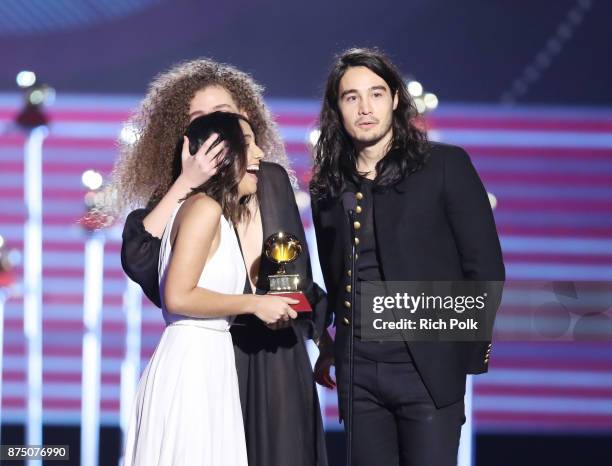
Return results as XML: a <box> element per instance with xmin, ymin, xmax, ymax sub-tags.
<box><xmin>339</xmin><ymin>356</ymin><xmax>465</xmax><ymax>466</ymax></box>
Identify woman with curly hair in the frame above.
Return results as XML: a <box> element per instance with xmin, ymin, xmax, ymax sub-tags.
<box><xmin>123</xmin><ymin>112</ymin><xmax>297</xmax><ymax>465</ymax></box>
<box><xmin>110</xmin><ymin>59</ymin><xmax>328</xmax><ymax>466</ymax></box>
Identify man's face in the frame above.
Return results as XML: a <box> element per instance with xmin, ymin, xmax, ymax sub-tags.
<box><xmin>337</xmin><ymin>66</ymin><xmax>398</xmax><ymax>147</ymax></box>
<box><xmin>188</xmin><ymin>85</ymin><xmax>240</xmax><ymax>121</ymax></box>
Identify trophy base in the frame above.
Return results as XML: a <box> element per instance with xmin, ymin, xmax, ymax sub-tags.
<box><xmin>268</xmin><ymin>291</ymin><xmax>312</xmax><ymax>312</ymax></box>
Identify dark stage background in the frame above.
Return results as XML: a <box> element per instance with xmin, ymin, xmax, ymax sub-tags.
<box><xmin>1</xmin><ymin>0</ymin><xmax>611</xmax><ymax>105</ymax></box>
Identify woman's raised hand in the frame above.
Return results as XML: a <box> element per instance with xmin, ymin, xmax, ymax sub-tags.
<box><xmin>179</xmin><ymin>134</ymin><xmax>226</xmax><ymax>188</ymax></box>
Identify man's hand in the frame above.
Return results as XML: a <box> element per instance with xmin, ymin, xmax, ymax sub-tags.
<box><xmin>314</xmin><ymin>332</ymin><xmax>336</xmax><ymax>389</ymax></box>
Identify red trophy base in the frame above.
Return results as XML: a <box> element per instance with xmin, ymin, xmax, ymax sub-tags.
<box><xmin>268</xmin><ymin>291</ymin><xmax>312</xmax><ymax>312</ymax></box>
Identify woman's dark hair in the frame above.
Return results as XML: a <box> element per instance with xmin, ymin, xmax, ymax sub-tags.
<box><xmin>310</xmin><ymin>48</ymin><xmax>429</xmax><ymax>200</ymax></box>
<box><xmin>172</xmin><ymin>111</ymin><xmax>253</xmax><ymax>224</ymax></box>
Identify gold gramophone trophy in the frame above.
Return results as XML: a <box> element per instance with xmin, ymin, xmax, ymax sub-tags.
<box><xmin>264</xmin><ymin>232</ymin><xmax>312</xmax><ymax>312</ymax></box>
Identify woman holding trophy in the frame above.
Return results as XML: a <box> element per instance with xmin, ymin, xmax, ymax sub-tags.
<box><xmin>123</xmin><ymin>111</ymin><xmax>301</xmax><ymax>464</ymax></box>
<box><xmin>110</xmin><ymin>59</ymin><xmax>329</xmax><ymax>466</ymax></box>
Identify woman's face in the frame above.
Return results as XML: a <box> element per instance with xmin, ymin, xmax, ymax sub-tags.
<box><xmin>188</xmin><ymin>85</ymin><xmax>240</xmax><ymax>122</ymax></box>
<box><xmin>237</xmin><ymin>119</ymin><xmax>263</xmax><ymax>197</ymax></box>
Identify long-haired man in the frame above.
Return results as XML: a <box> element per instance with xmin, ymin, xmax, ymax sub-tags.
<box><xmin>310</xmin><ymin>48</ymin><xmax>505</xmax><ymax>466</ymax></box>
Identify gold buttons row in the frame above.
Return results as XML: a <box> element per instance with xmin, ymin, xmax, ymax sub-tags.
<box><xmin>343</xmin><ymin>191</ymin><xmax>364</xmax><ymax>326</ymax></box>
<box><xmin>484</xmin><ymin>343</ymin><xmax>492</xmax><ymax>364</ymax></box>
<box><xmin>353</xmin><ymin>191</ymin><xmax>363</xmax><ymax>247</ymax></box>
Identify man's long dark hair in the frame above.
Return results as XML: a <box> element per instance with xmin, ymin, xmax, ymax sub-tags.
<box><xmin>310</xmin><ymin>48</ymin><xmax>429</xmax><ymax>200</ymax></box>
<box><xmin>171</xmin><ymin>111</ymin><xmax>253</xmax><ymax>224</ymax></box>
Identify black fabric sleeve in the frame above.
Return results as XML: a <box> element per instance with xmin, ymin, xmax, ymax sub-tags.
<box><xmin>309</xmin><ymin>198</ymin><xmax>336</xmax><ymax>336</ymax></box>
<box><xmin>443</xmin><ymin>146</ymin><xmax>505</xmax><ymax>282</ymax></box>
<box><xmin>121</xmin><ymin>208</ymin><xmax>162</xmax><ymax>308</ymax></box>
<box><xmin>443</xmin><ymin>146</ymin><xmax>505</xmax><ymax>373</ymax></box>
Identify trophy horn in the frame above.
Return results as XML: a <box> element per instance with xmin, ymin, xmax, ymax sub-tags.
<box><xmin>264</xmin><ymin>232</ymin><xmax>302</xmax><ymax>274</ymax></box>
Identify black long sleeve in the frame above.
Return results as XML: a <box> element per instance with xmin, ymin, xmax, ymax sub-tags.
<box><xmin>121</xmin><ymin>208</ymin><xmax>162</xmax><ymax>307</ymax></box>
<box><xmin>443</xmin><ymin>147</ymin><xmax>505</xmax><ymax>282</ymax></box>
<box><xmin>443</xmin><ymin>147</ymin><xmax>505</xmax><ymax>373</ymax></box>
<box><xmin>309</xmin><ymin>197</ymin><xmax>336</xmax><ymax>334</ymax></box>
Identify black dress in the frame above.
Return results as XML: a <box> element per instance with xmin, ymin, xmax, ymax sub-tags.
<box><xmin>121</xmin><ymin>161</ymin><xmax>329</xmax><ymax>466</ymax></box>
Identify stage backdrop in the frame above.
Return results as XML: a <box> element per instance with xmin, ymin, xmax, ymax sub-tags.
<box><xmin>1</xmin><ymin>93</ymin><xmax>612</xmax><ymax>432</ymax></box>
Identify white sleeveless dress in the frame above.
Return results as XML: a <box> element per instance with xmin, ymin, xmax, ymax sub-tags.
<box><xmin>123</xmin><ymin>202</ymin><xmax>248</xmax><ymax>466</ymax></box>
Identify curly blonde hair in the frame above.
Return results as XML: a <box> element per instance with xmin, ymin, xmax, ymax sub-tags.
<box><xmin>106</xmin><ymin>58</ymin><xmax>293</xmax><ymax>216</ymax></box>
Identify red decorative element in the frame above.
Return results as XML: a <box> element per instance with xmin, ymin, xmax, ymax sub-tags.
<box><xmin>0</xmin><ymin>240</ymin><xmax>17</xmax><ymax>287</ymax></box>
<box><xmin>0</xmin><ymin>271</ymin><xmax>15</xmax><ymax>287</ymax></box>
<box><xmin>16</xmin><ymin>105</ymin><xmax>49</xmax><ymax>129</ymax></box>
<box><xmin>268</xmin><ymin>291</ymin><xmax>312</xmax><ymax>313</ymax></box>
<box><xmin>78</xmin><ymin>210</ymin><xmax>114</xmax><ymax>231</ymax></box>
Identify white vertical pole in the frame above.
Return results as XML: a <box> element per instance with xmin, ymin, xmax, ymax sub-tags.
<box><xmin>0</xmin><ymin>290</ymin><xmax>6</xmax><ymax>431</ymax></box>
<box><xmin>118</xmin><ymin>278</ymin><xmax>142</xmax><ymax>464</ymax></box>
<box><xmin>458</xmin><ymin>375</ymin><xmax>474</xmax><ymax>466</ymax></box>
<box><xmin>24</xmin><ymin>126</ymin><xmax>47</xmax><ymax>466</ymax></box>
<box><xmin>80</xmin><ymin>232</ymin><xmax>105</xmax><ymax>466</ymax></box>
